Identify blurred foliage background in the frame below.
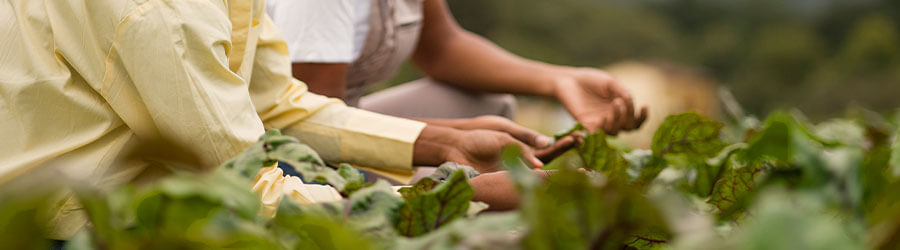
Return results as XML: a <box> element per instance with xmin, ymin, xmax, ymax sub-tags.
<box><xmin>385</xmin><ymin>0</ymin><xmax>900</xmax><ymax>122</ymax></box>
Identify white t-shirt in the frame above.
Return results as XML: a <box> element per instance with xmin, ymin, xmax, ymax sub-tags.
<box><xmin>266</xmin><ymin>0</ymin><xmax>371</xmax><ymax>63</ymax></box>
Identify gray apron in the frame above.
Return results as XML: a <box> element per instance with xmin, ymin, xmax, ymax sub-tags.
<box><xmin>345</xmin><ymin>0</ymin><xmax>424</xmax><ymax>107</ymax></box>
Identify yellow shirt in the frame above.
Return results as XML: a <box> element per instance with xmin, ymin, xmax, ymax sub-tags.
<box><xmin>0</xmin><ymin>0</ymin><xmax>424</xmax><ymax>238</ymax></box>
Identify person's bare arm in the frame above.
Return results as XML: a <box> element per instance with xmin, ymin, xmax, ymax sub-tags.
<box><xmin>413</xmin><ymin>0</ymin><xmax>561</xmax><ymax>97</ymax></box>
<box><xmin>470</xmin><ymin>170</ymin><xmax>552</xmax><ymax>211</ymax></box>
<box><xmin>412</xmin><ymin>0</ymin><xmax>647</xmax><ymax>134</ymax></box>
<box><xmin>291</xmin><ymin>62</ymin><xmax>349</xmax><ymax>99</ymax></box>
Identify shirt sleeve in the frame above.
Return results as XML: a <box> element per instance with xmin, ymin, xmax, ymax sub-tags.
<box><xmin>249</xmin><ymin>14</ymin><xmax>426</xmax><ymax>172</ymax></box>
<box><xmin>267</xmin><ymin>0</ymin><xmax>356</xmax><ymax>63</ymax></box>
<box><xmin>107</xmin><ymin>0</ymin><xmax>265</xmax><ymax>168</ymax></box>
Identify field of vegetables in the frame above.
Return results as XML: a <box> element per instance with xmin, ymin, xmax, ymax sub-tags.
<box><xmin>2</xmin><ymin>107</ymin><xmax>899</xmax><ymax>250</ymax></box>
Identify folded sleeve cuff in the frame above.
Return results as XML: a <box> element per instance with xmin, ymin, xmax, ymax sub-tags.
<box><xmin>276</xmin><ymin>101</ymin><xmax>426</xmax><ymax>173</ymax></box>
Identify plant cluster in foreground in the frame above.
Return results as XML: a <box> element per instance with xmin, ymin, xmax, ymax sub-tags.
<box><xmin>2</xmin><ymin>108</ymin><xmax>899</xmax><ymax>250</ymax></box>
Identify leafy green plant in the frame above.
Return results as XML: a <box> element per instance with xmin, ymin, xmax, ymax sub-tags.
<box><xmin>2</xmin><ymin>109</ymin><xmax>899</xmax><ymax>250</ymax></box>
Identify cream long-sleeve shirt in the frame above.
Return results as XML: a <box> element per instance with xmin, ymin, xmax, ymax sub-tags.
<box><xmin>0</xmin><ymin>0</ymin><xmax>424</xmax><ymax>239</ymax></box>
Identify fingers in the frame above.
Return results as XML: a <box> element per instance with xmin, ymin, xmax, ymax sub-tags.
<box><xmin>518</xmin><ymin>142</ymin><xmax>545</xmax><ymax>169</ymax></box>
<box><xmin>505</xmin><ymin>121</ymin><xmax>553</xmax><ymax>149</ymax></box>
<box><xmin>611</xmin><ymin>98</ymin><xmax>629</xmax><ymax>135</ymax></box>
<box><xmin>603</xmin><ymin>98</ymin><xmax>648</xmax><ymax>134</ymax></box>
<box><xmin>536</xmin><ymin>133</ymin><xmax>579</xmax><ymax>162</ymax></box>
<box><xmin>494</xmin><ymin>131</ymin><xmax>545</xmax><ymax>169</ymax></box>
<box><xmin>630</xmin><ymin>106</ymin><xmax>649</xmax><ymax>130</ymax></box>
<box><xmin>470</xmin><ymin>116</ymin><xmax>553</xmax><ymax>149</ymax></box>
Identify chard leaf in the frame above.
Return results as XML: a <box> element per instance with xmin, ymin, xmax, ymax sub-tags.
<box><xmin>342</xmin><ymin>181</ymin><xmax>404</xmax><ymax>241</ymax></box>
<box><xmin>542</xmin><ymin>149</ymin><xmax>582</xmax><ymax>171</ymax></box>
<box><xmin>737</xmin><ymin>190</ymin><xmax>865</xmax><ymax>250</ymax></box>
<box><xmin>578</xmin><ymin>131</ymin><xmax>630</xmax><ymax>180</ymax></box>
<box><xmin>394</xmin><ymin>212</ymin><xmax>524</xmax><ymax>249</ymax></box>
<box><xmin>268</xmin><ymin>146</ymin><xmax>345</xmax><ymax>191</ymax></box>
<box><xmin>814</xmin><ymin>119</ymin><xmax>866</xmax><ymax>147</ymax></box>
<box><xmin>427</xmin><ymin>162</ymin><xmax>481</xmax><ymax>182</ymax></box>
<box><xmin>891</xmin><ymin>133</ymin><xmax>900</xmax><ymax>177</ymax></box>
<box><xmin>397</xmin><ymin>178</ymin><xmax>439</xmax><ymax>200</ymax></box>
<box><xmin>223</xmin><ymin>129</ymin><xmax>350</xmax><ymax>192</ymax></box>
<box><xmin>632</xmin><ymin>155</ymin><xmax>668</xmax><ymax>188</ymax></box>
<box><xmin>624</xmin><ymin>149</ymin><xmax>668</xmax><ymax>187</ymax></box>
<box><xmin>708</xmin><ymin>156</ymin><xmax>766</xmax><ymax>220</ymax></box>
<box><xmin>0</xmin><ymin>191</ymin><xmax>60</xmax><ymax>250</ymax></box>
<box><xmin>744</xmin><ymin>112</ymin><xmax>823</xmax><ymax>167</ymax></box>
<box><xmin>520</xmin><ymin>166</ymin><xmax>671</xmax><ymax>250</ymax></box>
<box><xmin>337</xmin><ymin>164</ymin><xmax>368</xmax><ymax>196</ymax></box>
<box><xmin>395</xmin><ymin>170</ymin><xmax>474</xmax><ymax>237</ymax></box>
<box><xmin>651</xmin><ymin>112</ymin><xmax>727</xmax><ymax>157</ymax></box>
<box><xmin>501</xmin><ymin>146</ymin><xmax>541</xmax><ymax>191</ymax></box>
<box><xmin>554</xmin><ymin>123</ymin><xmax>585</xmax><ymax>140</ymax></box>
<box><xmin>272</xmin><ymin>199</ymin><xmax>374</xmax><ymax>250</ymax></box>
<box><xmin>626</xmin><ymin>228</ymin><xmax>669</xmax><ymax>250</ymax></box>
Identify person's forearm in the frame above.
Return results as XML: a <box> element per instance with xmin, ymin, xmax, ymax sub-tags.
<box><xmin>416</xmin><ymin>32</ymin><xmax>573</xmax><ymax>97</ymax></box>
<box><xmin>413</xmin><ymin>0</ymin><xmax>577</xmax><ymax>98</ymax></box>
<box><xmin>291</xmin><ymin>62</ymin><xmax>349</xmax><ymax>99</ymax></box>
<box><xmin>470</xmin><ymin>170</ymin><xmax>551</xmax><ymax>211</ymax></box>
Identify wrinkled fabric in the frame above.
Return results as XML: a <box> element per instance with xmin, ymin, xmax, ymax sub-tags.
<box><xmin>266</xmin><ymin>0</ymin><xmax>370</xmax><ymax>63</ymax></box>
<box><xmin>253</xmin><ymin>166</ymin><xmax>343</xmax><ymax>217</ymax></box>
<box><xmin>0</xmin><ymin>0</ymin><xmax>424</xmax><ymax>239</ymax></box>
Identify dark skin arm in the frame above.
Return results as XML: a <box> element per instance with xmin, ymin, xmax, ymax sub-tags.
<box><xmin>413</xmin><ymin>0</ymin><xmax>647</xmax><ymax>134</ymax></box>
<box><xmin>470</xmin><ymin>170</ymin><xmax>552</xmax><ymax>211</ymax></box>
<box><xmin>291</xmin><ymin>62</ymin><xmax>349</xmax><ymax>99</ymax></box>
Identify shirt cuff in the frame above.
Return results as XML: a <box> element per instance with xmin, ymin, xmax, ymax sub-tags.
<box><xmin>281</xmin><ymin>104</ymin><xmax>426</xmax><ymax>173</ymax></box>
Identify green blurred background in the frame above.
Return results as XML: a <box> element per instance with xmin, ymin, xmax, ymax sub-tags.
<box><xmin>383</xmin><ymin>0</ymin><xmax>900</xmax><ymax>122</ymax></box>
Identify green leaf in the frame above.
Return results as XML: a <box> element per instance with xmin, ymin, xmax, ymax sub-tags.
<box><xmin>501</xmin><ymin>146</ymin><xmax>541</xmax><ymax>191</ymax></box>
<box><xmin>814</xmin><ymin>119</ymin><xmax>866</xmax><ymax>147</ymax></box>
<box><xmin>337</xmin><ymin>164</ymin><xmax>368</xmax><ymax>196</ymax></box>
<box><xmin>219</xmin><ymin>130</ymin><xmax>292</xmax><ymax>178</ymax></box>
<box><xmin>342</xmin><ymin>181</ymin><xmax>405</xmax><ymax>241</ymax></box>
<box><xmin>0</xmin><ymin>192</ymin><xmax>54</xmax><ymax>250</ymax></box>
<box><xmin>397</xmin><ymin>178</ymin><xmax>440</xmax><ymax>200</ymax></box>
<box><xmin>578</xmin><ymin>131</ymin><xmax>630</xmax><ymax>179</ymax></box>
<box><xmin>543</xmin><ymin>131</ymin><xmax>632</xmax><ymax>181</ymax></box>
<box><xmin>708</xmin><ymin>155</ymin><xmax>766</xmax><ymax>220</ymax></box>
<box><xmin>542</xmin><ymin>149</ymin><xmax>582</xmax><ymax>171</ymax></box>
<box><xmin>891</xmin><ymin>133</ymin><xmax>900</xmax><ymax>178</ymax></box>
<box><xmin>466</xmin><ymin>201</ymin><xmax>489</xmax><ymax>217</ymax></box>
<box><xmin>268</xmin><ymin>148</ymin><xmax>345</xmax><ymax>191</ymax></box>
<box><xmin>427</xmin><ymin>162</ymin><xmax>481</xmax><ymax>181</ymax></box>
<box><xmin>395</xmin><ymin>170</ymin><xmax>475</xmax><ymax>237</ymax></box>
<box><xmin>221</xmin><ymin>129</ymin><xmax>349</xmax><ymax>193</ymax></box>
<box><xmin>272</xmin><ymin>202</ymin><xmax>374</xmax><ymax>250</ymax></box>
<box><xmin>744</xmin><ymin>112</ymin><xmax>823</xmax><ymax>167</ymax></box>
<box><xmin>554</xmin><ymin>123</ymin><xmax>585</xmax><ymax>140</ymax></box>
<box><xmin>624</xmin><ymin>149</ymin><xmax>668</xmax><ymax>187</ymax></box>
<box><xmin>521</xmin><ymin>166</ymin><xmax>670</xmax><ymax>250</ymax></box>
<box><xmin>651</xmin><ymin>112</ymin><xmax>727</xmax><ymax>157</ymax></box>
<box><xmin>394</xmin><ymin>212</ymin><xmax>524</xmax><ymax>249</ymax></box>
<box><xmin>65</xmin><ymin>231</ymin><xmax>98</xmax><ymax>250</ymax></box>
<box><xmin>737</xmin><ymin>190</ymin><xmax>865</xmax><ymax>250</ymax></box>
<box><xmin>626</xmin><ymin>228</ymin><xmax>669</xmax><ymax>250</ymax></box>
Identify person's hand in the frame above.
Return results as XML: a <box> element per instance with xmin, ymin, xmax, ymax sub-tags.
<box><xmin>553</xmin><ymin>68</ymin><xmax>648</xmax><ymax>135</ymax></box>
<box><xmin>414</xmin><ymin>125</ymin><xmax>545</xmax><ymax>174</ymax></box>
<box><xmin>445</xmin><ymin>129</ymin><xmax>544</xmax><ymax>173</ymax></box>
<box><xmin>422</xmin><ymin>115</ymin><xmax>554</xmax><ymax>149</ymax></box>
<box><xmin>413</xmin><ymin>124</ymin><xmax>577</xmax><ymax>174</ymax></box>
